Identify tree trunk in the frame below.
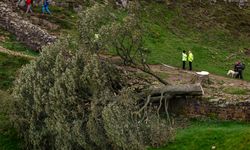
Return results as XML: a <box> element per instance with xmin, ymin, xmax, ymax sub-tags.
<box><xmin>138</xmin><ymin>83</ymin><xmax>204</xmax><ymax>103</ymax></box>
<box><xmin>135</xmin><ymin>84</ymin><xmax>204</xmax><ymax>123</ymax></box>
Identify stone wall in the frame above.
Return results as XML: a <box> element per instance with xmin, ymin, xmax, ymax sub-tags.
<box><xmin>170</xmin><ymin>96</ymin><xmax>250</xmax><ymax>121</ymax></box>
<box><xmin>0</xmin><ymin>2</ymin><xmax>56</xmax><ymax>51</ymax></box>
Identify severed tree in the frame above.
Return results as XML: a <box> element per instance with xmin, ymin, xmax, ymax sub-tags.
<box><xmin>78</xmin><ymin>1</ymin><xmax>204</xmax><ymax>123</ymax></box>
<box><xmin>78</xmin><ymin>1</ymin><xmax>204</xmax><ymax>93</ymax></box>
<box><xmin>12</xmin><ymin>2</ymin><xmax>203</xmax><ymax>150</ymax></box>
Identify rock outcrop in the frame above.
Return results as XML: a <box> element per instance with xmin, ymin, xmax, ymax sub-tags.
<box><xmin>0</xmin><ymin>2</ymin><xmax>56</xmax><ymax>51</ymax></box>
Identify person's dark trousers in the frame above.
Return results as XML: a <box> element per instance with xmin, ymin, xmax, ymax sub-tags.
<box><xmin>182</xmin><ymin>61</ymin><xmax>186</xmax><ymax>69</ymax></box>
<box><xmin>239</xmin><ymin>70</ymin><xmax>243</xmax><ymax>79</ymax></box>
<box><xmin>235</xmin><ymin>71</ymin><xmax>243</xmax><ymax>79</ymax></box>
<box><xmin>189</xmin><ymin>61</ymin><xmax>192</xmax><ymax>71</ymax></box>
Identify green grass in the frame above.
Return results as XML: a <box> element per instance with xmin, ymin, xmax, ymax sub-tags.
<box><xmin>0</xmin><ymin>91</ymin><xmax>22</xmax><ymax>150</ymax></box>
<box><xmin>223</xmin><ymin>87</ymin><xmax>250</xmax><ymax>95</ymax></box>
<box><xmin>142</xmin><ymin>2</ymin><xmax>250</xmax><ymax>81</ymax></box>
<box><xmin>151</xmin><ymin>120</ymin><xmax>250</xmax><ymax>150</ymax></box>
<box><xmin>0</xmin><ymin>52</ymin><xmax>29</xmax><ymax>90</ymax></box>
<box><xmin>0</xmin><ymin>114</ymin><xmax>22</xmax><ymax>150</ymax></box>
<box><xmin>0</xmin><ymin>28</ymin><xmax>39</xmax><ymax>57</ymax></box>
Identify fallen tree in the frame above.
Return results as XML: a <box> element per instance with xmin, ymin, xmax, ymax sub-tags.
<box><xmin>11</xmin><ymin>2</ymin><xmax>204</xmax><ymax>149</ymax></box>
<box><xmin>12</xmin><ymin>37</ymin><xmax>204</xmax><ymax>149</ymax></box>
<box><xmin>139</xmin><ymin>84</ymin><xmax>204</xmax><ymax>98</ymax></box>
<box><xmin>12</xmin><ymin>37</ymin><xmax>176</xmax><ymax>149</ymax></box>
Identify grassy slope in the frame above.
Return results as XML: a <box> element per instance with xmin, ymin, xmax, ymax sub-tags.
<box><xmin>0</xmin><ymin>91</ymin><xmax>22</xmax><ymax>150</ymax></box>
<box><xmin>0</xmin><ymin>113</ymin><xmax>21</xmax><ymax>150</ymax></box>
<box><xmin>31</xmin><ymin>5</ymin><xmax>78</xmax><ymax>35</ymax></box>
<box><xmin>0</xmin><ymin>31</ymin><xmax>30</xmax><ymax>149</ymax></box>
<box><xmin>0</xmin><ymin>27</ymin><xmax>29</xmax><ymax>149</ymax></box>
<box><xmin>0</xmin><ymin>5</ymin><xmax>78</xmax><ymax>56</ymax></box>
<box><xmin>143</xmin><ymin>2</ymin><xmax>250</xmax><ymax>149</ymax></box>
<box><xmin>143</xmin><ymin>2</ymin><xmax>250</xmax><ymax>80</ymax></box>
<box><xmin>151</xmin><ymin>120</ymin><xmax>250</xmax><ymax>150</ymax></box>
<box><xmin>0</xmin><ymin>53</ymin><xmax>29</xmax><ymax>90</ymax></box>
<box><xmin>0</xmin><ymin>53</ymin><xmax>28</xmax><ymax>149</ymax></box>
<box><xmin>0</xmin><ymin>28</ymin><xmax>39</xmax><ymax>57</ymax></box>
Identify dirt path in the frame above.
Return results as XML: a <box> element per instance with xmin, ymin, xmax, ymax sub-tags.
<box><xmin>105</xmin><ymin>54</ymin><xmax>250</xmax><ymax>101</ymax></box>
<box><xmin>103</xmin><ymin>55</ymin><xmax>250</xmax><ymax>90</ymax></box>
<box><xmin>0</xmin><ymin>46</ymin><xmax>35</xmax><ymax>59</ymax></box>
<box><xmin>151</xmin><ymin>64</ymin><xmax>250</xmax><ymax>84</ymax></box>
<box><xmin>149</xmin><ymin>64</ymin><xmax>250</xmax><ymax>101</ymax></box>
<box><xmin>150</xmin><ymin>64</ymin><xmax>250</xmax><ymax>87</ymax></box>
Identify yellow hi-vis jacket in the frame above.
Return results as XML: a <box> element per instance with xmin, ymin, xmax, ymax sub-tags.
<box><xmin>188</xmin><ymin>53</ymin><xmax>194</xmax><ymax>62</ymax></box>
<box><xmin>182</xmin><ymin>53</ymin><xmax>187</xmax><ymax>61</ymax></box>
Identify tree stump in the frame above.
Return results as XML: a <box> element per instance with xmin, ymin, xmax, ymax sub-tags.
<box><xmin>135</xmin><ymin>84</ymin><xmax>204</xmax><ymax>124</ymax></box>
<box><xmin>193</xmin><ymin>71</ymin><xmax>210</xmax><ymax>86</ymax></box>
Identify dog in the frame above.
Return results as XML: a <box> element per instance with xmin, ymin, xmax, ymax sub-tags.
<box><xmin>227</xmin><ymin>70</ymin><xmax>238</xmax><ymax>78</ymax></box>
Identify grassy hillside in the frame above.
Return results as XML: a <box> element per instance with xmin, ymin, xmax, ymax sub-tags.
<box><xmin>151</xmin><ymin>120</ymin><xmax>250</xmax><ymax>150</ymax></box>
<box><xmin>4</xmin><ymin>1</ymin><xmax>250</xmax><ymax>80</ymax></box>
<box><xmin>142</xmin><ymin>1</ymin><xmax>250</xmax><ymax>80</ymax></box>
<box><xmin>0</xmin><ymin>113</ymin><xmax>21</xmax><ymax>150</ymax></box>
<box><xmin>0</xmin><ymin>1</ymin><xmax>250</xmax><ymax>149</ymax></box>
<box><xmin>0</xmin><ymin>28</ymin><xmax>30</xmax><ymax>148</ymax></box>
<box><xmin>0</xmin><ymin>53</ymin><xmax>29</xmax><ymax>90</ymax></box>
<box><xmin>0</xmin><ymin>28</ymin><xmax>38</xmax><ymax>56</ymax></box>
<box><xmin>0</xmin><ymin>91</ymin><xmax>22</xmax><ymax>150</ymax></box>
<box><xmin>0</xmin><ymin>52</ymin><xmax>28</xmax><ymax>149</ymax></box>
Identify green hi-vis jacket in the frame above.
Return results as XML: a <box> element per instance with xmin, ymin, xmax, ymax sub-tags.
<box><xmin>188</xmin><ymin>53</ymin><xmax>194</xmax><ymax>62</ymax></box>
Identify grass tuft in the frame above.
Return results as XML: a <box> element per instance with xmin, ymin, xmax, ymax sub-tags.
<box><xmin>0</xmin><ymin>53</ymin><xmax>29</xmax><ymax>90</ymax></box>
<box><xmin>223</xmin><ymin>87</ymin><xmax>250</xmax><ymax>95</ymax></box>
<box><xmin>0</xmin><ymin>28</ymin><xmax>39</xmax><ymax>56</ymax></box>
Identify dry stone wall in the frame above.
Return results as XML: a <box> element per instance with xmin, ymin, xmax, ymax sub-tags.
<box><xmin>170</xmin><ymin>97</ymin><xmax>250</xmax><ymax>121</ymax></box>
<box><xmin>0</xmin><ymin>2</ymin><xmax>56</xmax><ymax>51</ymax></box>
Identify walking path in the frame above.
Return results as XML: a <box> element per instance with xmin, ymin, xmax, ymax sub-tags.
<box><xmin>104</xmin><ymin>55</ymin><xmax>250</xmax><ymax>101</ymax></box>
<box><xmin>0</xmin><ymin>46</ymin><xmax>35</xmax><ymax>59</ymax></box>
<box><xmin>150</xmin><ymin>64</ymin><xmax>250</xmax><ymax>101</ymax></box>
